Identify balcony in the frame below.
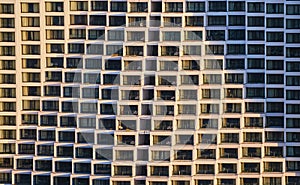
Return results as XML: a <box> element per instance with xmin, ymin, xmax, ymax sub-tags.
<box><xmin>243</xmin><ymin>147</ymin><xmax>261</xmax><ymax>158</ymax></box>
<box><xmin>157</xmin><ymin>91</ymin><xmax>175</xmax><ymax>101</ymax></box>
<box><xmin>160</xmin><ymin>61</ymin><xmax>178</xmax><ymax>71</ymax></box>
<box><xmin>265</xmin><ymin>147</ymin><xmax>283</xmax><ymax>157</ymax></box>
<box><xmin>221</xmin><ymin>133</ymin><xmax>239</xmax><ymax>143</ymax></box>
<box><xmin>57</xmin><ymin>146</ymin><xmax>73</xmax><ymax>158</ymax></box>
<box><xmin>264</xmin><ymin>162</ymin><xmax>282</xmax><ymax>172</ymax></box>
<box><xmin>118</xmin><ymin>120</ymin><xmax>136</xmax><ymax>130</ymax></box>
<box><xmin>17</xmin><ymin>159</ymin><xmax>33</xmax><ymax>170</ymax></box>
<box><xmin>220</xmin><ymin>148</ymin><xmax>238</xmax><ymax>158</ymax></box>
<box><xmin>154</xmin><ymin>121</ymin><xmax>172</xmax><ymax>131</ymax></box>
<box><xmin>196</xmin><ymin>164</ymin><xmax>215</xmax><ymax>174</ymax></box>
<box><xmin>76</xmin><ymin>147</ymin><xmax>93</xmax><ymax>158</ymax></box>
<box><xmin>223</xmin><ymin>103</ymin><xmax>242</xmax><ymax>113</ymax></box>
<box><xmin>0</xmin><ymin>158</ymin><xmax>13</xmax><ymax>168</ymax></box>
<box><xmin>18</xmin><ymin>144</ymin><xmax>35</xmax><ymax>154</ymax></box>
<box><xmin>99</xmin><ymin>119</ymin><xmax>116</xmax><ymax>130</ymax></box>
<box><xmin>199</xmin><ymin>134</ymin><xmax>217</xmax><ymax>144</ymax></box>
<box><xmin>120</xmin><ymin>105</ymin><xmax>138</xmax><ymax>115</ymax></box>
<box><xmin>37</xmin><ymin>145</ymin><xmax>53</xmax><ymax>156</ymax></box>
<box><xmin>128</xmin><ymin>17</ymin><xmax>146</xmax><ymax>27</ymax></box>
<box><xmin>176</xmin><ymin>135</ymin><xmax>194</xmax><ymax>145</ymax></box>
<box><xmin>242</xmin><ymin>163</ymin><xmax>260</xmax><ymax>173</ymax></box>
<box><xmin>74</xmin><ymin>163</ymin><xmax>91</xmax><ymax>174</ymax></box>
<box><xmin>151</xmin><ymin>166</ymin><xmax>169</xmax><ymax>176</ymax></box>
<box><xmin>94</xmin><ymin>164</ymin><xmax>111</xmax><ymax>175</ymax></box>
<box><xmin>161</xmin><ymin>46</ymin><xmax>179</xmax><ymax>56</ymax></box>
<box><xmin>222</xmin><ymin>118</ymin><xmax>240</xmax><ymax>128</ymax></box>
<box><xmin>158</xmin><ymin>76</ymin><xmax>177</xmax><ymax>86</ymax></box>
<box><xmin>97</xmin><ymin>134</ymin><xmax>114</xmax><ymax>145</ymax></box>
<box><xmin>175</xmin><ymin>150</ymin><xmax>192</xmax><ymax>160</ymax></box>
<box><xmin>244</xmin><ymin>133</ymin><xmax>262</xmax><ymax>143</ymax></box>
<box><xmin>244</xmin><ymin>117</ymin><xmax>263</xmax><ymax>128</ymax></box>
<box><xmin>58</xmin><ymin>131</ymin><xmax>75</xmax><ymax>142</ymax></box>
<box><xmin>200</xmin><ymin>119</ymin><xmax>218</xmax><ymax>129</ymax></box>
<box><xmin>265</xmin><ymin>132</ymin><xmax>284</xmax><ymax>142</ymax></box>
<box><xmin>173</xmin><ymin>165</ymin><xmax>191</xmax><ymax>176</ymax></box>
<box><xmin>156</xmin><ymin>105</ymin><xmax>174</xmax><ymax>116</ymax></box>
<box><xmin>241</xmin><ymin>178</ymin><xmax>259</xmax><ymax>185</ymax></box>
<box><xmin>219</xmin><ymin>163</ymin><xmax>237</xmax><ymax>173</ymax></box>
<box><xmin>197</xmin><ymin>149</ymin><xmax>216</xmax><ymax>159</ymax></box>
<box><xmin>126</xmin><ymin>46</ymin><xmax>143</xmax><ymax>56</ymax></box>
<box><xmin>114</xmin><ymin>166</ymin><xmax>132</xmax><ymax>176</ymax></box>
<box><xmin>153</xmin><ymin>135</ymin><xmax>171</xmax><ymax>146</ymax></box>
<box><xmin>117</xmin><ymin>135</ymin><xmax>135</xmax><ymax>145</ymax></box>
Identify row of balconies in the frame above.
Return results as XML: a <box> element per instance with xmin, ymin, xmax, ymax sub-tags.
<box><xmin>0</xmin><ymin>174</ymin><xmax>297</xmax><ymax>185</ymax></box>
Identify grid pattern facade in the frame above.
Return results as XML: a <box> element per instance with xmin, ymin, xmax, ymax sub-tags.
<box><xmin>0</xmin><ymin>0</ymin><xmax>300</xmax><ymax>185</ymax></box>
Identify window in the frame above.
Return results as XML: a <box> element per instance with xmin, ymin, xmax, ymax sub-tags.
<box><xmin>226</xmin><ymin>59</ymin><xmax>244</xmax><ymax>69</ymax></box>
<box><xmin>21</xmin><ymin>3</ymin><xmax>39</xmax><ymax>13</ymax></box>
<box><xmin>111</xmin><ymin>2</ymin><xmax>127</xmax><ymax>12</ymax></box>
<box><xmin>287</xmin><ymin>62</ymin><xmax>300</xmax><ymax>72</ymax></box>
<box><xmin>229</xmin><ymin>1</ymin><xmax>245</xmax><ymax>11</ymax></box>
<box><xmin>227</xmin><ymin>44</ymin><xmax>246</xmax><ymax>55</ymax></box>
<box><xmin>22</xmin><ymin>45</ymin><xmax>40</xmax><ymax>55</ymax></box>
<box><xmin>287</xmin><ymin>47</ymin><xmax>300</xmax><ymax>58</ymax></box>
<box><xmin>85</xmin><ymin>58</ymin><xmax>101</xmax><ymax>69</ymax></box>
<box><xmin>287</xmin><ymin>19</ymin><xmax>300</xmax><ymax>29</ymax></box>
<box><xmin>225</xmin><ymin>73</ymin><xmax>243</xmax><ymax>84</ymax></box>
<box><xmin>69</xmin><ymin>29</ymin><xmax>85</xmax><ymax>39</ymax></box>
<box><xmin>206</xmin><ymin>30</ymin><xmax>225</xmax><ymax>41</ymax></box>
<box><xmin>130</xmin><ymin>2</ymin><xmax>147</xmax><ymax>12</ymax></box>
<box><xmin>248</xmin><ymin>17</ymin><xmax>265</xmax><ymax>27</ymax></box>
<box><xmin>267</xmin><ymin>60</ymin><xmax>283</xmax><ymax>70</ymax></box>
<box><xmin>0</xmin><ymin>4</ymin><xmax>14</xmax><ymax>14</ymax></box>
<box><xmin>127</xmin><ymin>31</ymin><xmax>145</xmax><ymax>41</ymax></box>
<box><xmin>46</xmin><ymin>44</ymin><xmax>64</xmax><ymax>53</ymax></box>
<box><xmin>165</xmin><ymin>2</ymin><xmax>183</xmax><ymax>12</ymax></box>
<box><xmin>248</xmin><ymin>2</ymin><xmax>264</xmax><ymax>13</ymax></box>
<box><xmin>109</xmin><ymin>16</ymin><xmax>125</xmax><ymax>26</ymax></box>
<box><xmin>88</xmin><ymin>29</ymin><xmax>105</xmax><ymax>40</ymax></box>
<box><xmin>228</xmin><ymin>30</ymin><xmax>245</xmax><ymax>40</ymax></box>
<box><xmin>70</xmin><ymin>15</ymin><xmax>87</xmax><ymax>25</ymax></box>
<box><xmin>206</xmin><ymin>45</ymin><xmax>224</xmax><ymax>55</ymax></box>
<box><xmin>207</xmin><ymin>16</ymin><xmax>226</xmax><ymax>26</ymax></box>
<box><xmin>186</xmin><ymin>2</ymin><xmax>205</xmax><ymax>12</ymax></box>
<box><xmin>267</xmin><ymin>32</ymin><xmax>283</xmax><ymax>42</ymax></box>
<box><xmin>247</xmin><ymin>73</ymin><xmax>265</xmax><ymax>83</ymax></box>
<box><xmin>70</xmin><ymin>1</ymin><xmax>88</xmax><ymax>11</ymax></box>
<box><xmin>267</xmin><ymin>102</ymin><xmax>284</xmax><ymax>113</ymax></box>
<box><xmin>267</xmin><ymin>46</ymin><xmax>284</xmax><ymax>56</ymax></box>
<box><xmin>183</xmin><ymin>45</ymin><xmax>201</xmax><ymax>55</ymax></box>
<box><xmin>107</xmin><ymin>30</ymin><xmax>124</xmax><ymax>41</ymax></box>
<box><xmin>246</xmin><ymin>88</ymin><xmax>265</xmax><ymax>98</ymax></box>
<box><xmin>248</xmin><ymin>44</ymin><xmax>265</xmax><ymax>55</ymax></box>
<box><xmin>182</xmin><ymin>60</ymin><xmax>200</xmax><ymax>70</ymax></box>
<box><xmin>204</xmin><ymin>59</ymin><xmax>223</xmax><ymax>69</ymax></box>
<box><xmin>162</xmin><ymin>31</ymin><xmax>180</xmax><ymax>41</ymax></box>
<box><xmin>185</xmin><ymin>16</ymin><xmax>203</xmax><ymax>26</ymax></box>
<box><xmin>287</xmin><ymin>33</ymin><xmax>300</xmax><ymax>43</ymax></box>
<box><xmin>287</xmin><ymin>90</ymin><xmax>300</xmax><ymax>100</ymax></box>
<box><xmin>267</xmin><ymin>3</ymin><xmax>284</xmax><ymax>14</ymax></box>
<box><xmin>21</xmin><ymin>17</ymin><xmax>40</xmax><ymax>27</ymax></box>
<box><xmin>91</xmin><ymin>1</ymin><xmax>107</xmax><ymax>11</ymax></box>
<box><xmin>46</xmin><ymin>30</ymin><xmax>63</xmax><ymax>40</ymax></box>
<box><xmin>247</xmin><ymin>58</ymin><xmax>264</xmax><ymax>69</ymax></box>
<box><xmin>0</xmin><ymin>32</ymin><xmax>14</xmax><ymax>42</ymax></box>
<box><xmin>228</xmin><ymin>15</ymin><xmax>245</xmax><ymax>26</ymax></box>
<box><xmin>267</xmin><ymin>18</ymin><xmax>284</xmax><ymax>28</ymax></box>
<box><xmin>0</xmin><ymin>18</ymin><xmax>14</xmax><ymax>28</ymax></box>
<box><xmin>248</xmin><ymin>30</ymin><xmax>264</xmax><ymax>40</ymax></box>
<box><xmin>128</xmin><ymin>17</ymin><xmax>146</xmax><ymax>27</ymax></box>
<box><xmin>45</xmin><ymin>16</ymin><xmax>64</xmax><ymax>26</ymax></box>
<box><xmin>45</xmin><ymin>2</ymin><xmax>63</xmax><ymax>12</ymax></box>
<box><xmin>287</xmin><ymin>76</ymin><xmax>300</xmax><ymax>86</ymax></box>
<box><xmin>246</xmin><ymin>102</ymin><xmax>264</xmax><ymax>113</ymax></box>
<box><xmin>202</xmin><ymin>89</ymin><xmax>220</xmax><ymax>99</ymax></box>
<box><xmin>203</xmin><ymin>74</ymin><xmax>222</xmax><ymax>84</ymax></box>
<box><xmin>287</xmin><ymin>5</ymin><xmax>300</xmax><ymax>15</ymax></box>
<box><xmin>209</xmin><ymin>1</ymin><xmax>226</xmax><ymax>12</ymax></box>
<box><xmin>1</xmin><ymin>60</ymin><xmax>15</xmax><ymax>70</ymax></box>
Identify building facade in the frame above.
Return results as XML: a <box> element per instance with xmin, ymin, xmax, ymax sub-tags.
<box><xmin>0</xmin><ymin>0</ymin><xmax>300</xmax><ymax>184</ymax></box>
